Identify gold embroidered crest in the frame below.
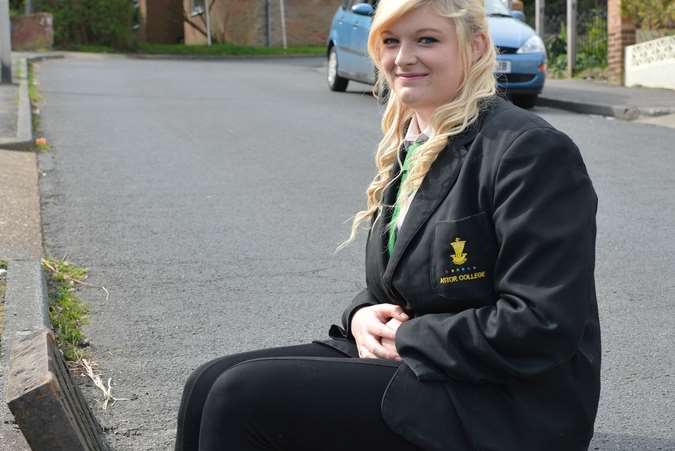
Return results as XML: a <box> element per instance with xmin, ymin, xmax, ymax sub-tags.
<box><xmin>450</xmin><ymin>237</ymin><xmax>468</xmax><ymax>265</ymax></box>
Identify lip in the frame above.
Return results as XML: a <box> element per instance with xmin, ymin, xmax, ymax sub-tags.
<box><xmin>396</xmin><ymin>73</ymin><xmax>429</xmax><ymax>79</ymax></box>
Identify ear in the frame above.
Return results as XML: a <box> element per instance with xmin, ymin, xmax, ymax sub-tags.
<box><xmin>470</xmin><ymin>32</ymin><xmax>489</xmax><ymax>63</ymax></box>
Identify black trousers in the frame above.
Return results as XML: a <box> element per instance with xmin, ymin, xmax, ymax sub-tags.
<box><xmin>175</xmin><ymin>343</ymin><xmax>422</xmax><ymax>451</ymax></box>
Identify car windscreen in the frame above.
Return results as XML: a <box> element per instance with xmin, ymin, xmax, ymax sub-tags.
<box><xmin>484</xmin><ymin>0</ymin><xmax>511</xmax><ymax>16</ymax></box>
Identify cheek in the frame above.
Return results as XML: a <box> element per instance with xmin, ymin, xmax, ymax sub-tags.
<box><xmin>381</xmin><ymin>56</ymin><xmax>397</xmax><ymax>84</ymax></box>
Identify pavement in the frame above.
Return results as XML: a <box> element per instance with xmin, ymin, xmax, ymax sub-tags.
<box><xmin>541</xmin><ymin>78</ymin><xmax>675</xmax><ymax>121</ymax></box>
<box><xmin>0</xmin><ymin>52</ymin><xmax>674</xmax><ymax>449</ymax></box>
<box><xmin>0</xmin><ymin>54</ymin><xmax>44</xmax><ymax>451</ymax></box>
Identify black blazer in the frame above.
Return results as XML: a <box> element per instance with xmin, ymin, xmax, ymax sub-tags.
<box><xmin>319</xmin><ymin>96</ymin><xmax>601</xmax><ymax>451</ymax></box>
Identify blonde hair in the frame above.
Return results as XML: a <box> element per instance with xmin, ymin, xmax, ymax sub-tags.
<box><xmin>340</xmin><ymin>0</ymin><xmax>496</xmax><ymax>248</ymax></box>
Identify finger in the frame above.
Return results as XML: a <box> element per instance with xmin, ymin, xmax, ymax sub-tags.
<box><xmin>381</xmin><ymin>337</ymin><xmax>396</xmax><ymax>353</ymax></box>
<box><xmin>372</xmin><ymin>342</ymin><xmax>400</xmax><ymax>361</ymax></box>
<box><xmin>359</xmin><ymin>346</ymin><xmax>377</xmax><ymax>359</ymax></box>
<box><xmin>385</xmin><ymin>317</ymin><xmax>402</xmax><ymax>331</ymax></box>
<box><xmin>376</xmin><ymin>304</ymin><xmax>409</xmax><ymax>321</ymax></box>
<box><xmin>365</xmin><ymin>336</ymin><xmax>399</xmax><ymax>361</ymax></box>
<box><xmin>381</xmin><ymin>339</ymin><xmax>402</xmax><ymax>361</ymax></box>
<box><xmin>367</xmin><ymin>322</ymin><xmax>396</xmax><ymax>340</ymax></box>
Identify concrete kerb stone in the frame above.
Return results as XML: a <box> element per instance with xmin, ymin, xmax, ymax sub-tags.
<box><xmin>6</xmin><ymin>330</ymin><xmax>111</xmax><ymax>451</ymax></box>
<box><xmin>0</xmin><ymin>59</ymin><xmax>32</xmax><ymax>150</ymax></box>
<box><xmin>537</xmin><ymin>93</ymin><xmax>675</xmax><ymax>121</ymax></box>
<box><xmin>2</xmin><ymin>260</ymin><xmax>49</xmax><ymax>337</ymax></box>
<box><xmin>0</xmin><ymin>53</ymin><xmax>64</xmax><ymax>151</ymax></box>
<box><xmin>0</xmin><ymin>252</ymin><xmax>111</xmax><ymax>449</ymax></box>
<box><xmin>1</xmin><ymin>261</ymin><xmax>111</xmax><ymax>451</ymax></box>
<box><xmin>536</xmin><ymin>96</ymin><xmax>642</xmax><ymax>121</ymax></box>
<box><xmin>637</xmin><ymin>106</ymin><xmax>675</xmax><ymax>117</ymax></box>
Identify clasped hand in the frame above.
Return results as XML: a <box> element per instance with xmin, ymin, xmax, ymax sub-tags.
<box><xmin>351</xmin><ymin>304</ymin><xmax>409</xmax><ymax>360</ymax></box>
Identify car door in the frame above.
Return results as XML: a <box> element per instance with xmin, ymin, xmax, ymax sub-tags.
<box><xmin>351</xmin><ymin>1</ymin><xmax>377</xmax><ymax>83</ymax></box>
<box><xmin>336</xmin><ymin>0</ymin><xmax>359</xmax><ymax>76</ymax></box>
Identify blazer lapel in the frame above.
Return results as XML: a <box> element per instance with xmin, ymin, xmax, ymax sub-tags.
<box><xmin>383</xmin><ymin>134</ymin><xmax>474</xmax><ymax>285</ymax></box>
<box><xmin>366</xmin><ymin>152</ymin><xmax>403</xmax><ymax>299</ymax></box>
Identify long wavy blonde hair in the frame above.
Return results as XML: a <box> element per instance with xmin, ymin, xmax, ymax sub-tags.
<box><xmin>340</xmin><ymin>0</ymin><xmax>496</xmax><ymax>248</ymax></box>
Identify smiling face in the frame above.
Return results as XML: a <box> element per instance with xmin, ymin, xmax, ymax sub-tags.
<box><xmin>379</xmin><ymin>5</ymin><xmax>466</xmax><ymax>125</ymax></box>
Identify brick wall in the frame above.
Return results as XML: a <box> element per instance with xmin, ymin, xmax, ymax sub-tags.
<box><xmin>183</xmin><ymin>0</ymin><xmax>262</xmax><ymax>45</ymax></box>
<box><xmin>183</xmin><ymin>0</ymin><xmax>341</xmax><ymax>46</ymax></box>
<box><xmin>269</xmin><ymin>0</ymin><xmax>342</xmax><ymax>46</ymax></box>
<box><xmin>607</xmin><ymin>0</ymin><xmax>635</xmax><ymax>85</ymax></box>
<box><xmin>10</xmin><ymin>13</ymin><xmax>54</xmax><ymax>51</ymax></box>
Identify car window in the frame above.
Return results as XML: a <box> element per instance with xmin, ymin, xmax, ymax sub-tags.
<box><xmin>345</xmin><ymin>1</ymin><xmax>377</xmax><ymax>9</ymax></box>
<box><xmin>485</xmin><ymin>0</ymin><xmax>511</xmax><ymax>15</ymax></box>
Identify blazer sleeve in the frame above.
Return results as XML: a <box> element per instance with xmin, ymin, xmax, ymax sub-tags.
<box><xmin>395</xmin><ymin>127</ymin><xmax>598</xmax><ymax>384</ymax></box>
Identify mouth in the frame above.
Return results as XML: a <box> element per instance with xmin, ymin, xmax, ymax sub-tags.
<box><xmin>396</xmin><ymin>73</ymin><xmax>429</xmax><ymax>80</ymax></box>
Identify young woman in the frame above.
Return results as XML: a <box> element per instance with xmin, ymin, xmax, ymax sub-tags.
<box><xmin>175</xmin><ymin>1</ymin><xmax>600</xmax><ymax>450</ymax></box>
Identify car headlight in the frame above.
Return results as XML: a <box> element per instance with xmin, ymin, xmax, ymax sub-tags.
<box><xmin>517</xmin><ymin>35</ymin><xmax>546</xmax><ymax>55</ymax></box>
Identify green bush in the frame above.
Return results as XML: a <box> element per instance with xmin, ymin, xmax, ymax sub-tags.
<box><xmin>622</xmin><ymin>0</ymin><xmax>675</xmax><ymax>30</ymax></box>
<box><xmin>34</xmin><ymin>0</ymin><xmax>137</xmax><ymax>50</ymax></box>
<box><xmin>545</xmin><ymin>12</ymin><xmax>607</xmax><ymax>77</ymax></box>
<box><xmin>545</xmin><ymin>23</ymin><xmax>568</xmax><ymax>76</ymax></box>
<box><xmin>578</xmin><ymin>13</ymin><xmax>608</xmax><ymax>69</ymax></box>
<box><xmin>9</xmin><ymin>0</ymin><xmax>23</xmax><ymax>16</ymax></box>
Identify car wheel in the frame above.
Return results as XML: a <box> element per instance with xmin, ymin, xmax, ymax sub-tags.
<box><xmin>511</xmin><ymin>94</ymin><xmax>538</xmax><ymax>109</ymax></box>
<box><xmin>328</xmin><ymin>46</ymin><xmax>349</xmax><ymax>92</ymax></box>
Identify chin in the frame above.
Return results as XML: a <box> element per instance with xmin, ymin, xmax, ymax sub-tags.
<box><xmin>395</xmin><ymin>90</ymin><xmax>420</xmax><ymax>105</ymax></box>
<box><xmin>398</xmin><ymin>96</ymin><xmax>427</xmax><ymax>110</ymax></box>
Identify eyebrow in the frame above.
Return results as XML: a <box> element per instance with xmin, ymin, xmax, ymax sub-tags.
<box><xmin>382</xmin><ymin>27</ymin><xmax>445</xmax><ymax>35</ymax></box>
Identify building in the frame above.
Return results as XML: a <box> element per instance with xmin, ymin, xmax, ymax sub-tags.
<box><xmin>182</xmin><ymin>0</ymin><xmax>341</xmax><ymax>46</ymax></box>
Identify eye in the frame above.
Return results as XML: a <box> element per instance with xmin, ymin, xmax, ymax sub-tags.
<box><xmin>419</xmin><ymin>36</ymin><xmax>439</xmax><ymax>44</ymax></box>
<box><xmin>382</xmin><ymin>37</ymin><xmax>399</xmax><ymax>46</ymax></box>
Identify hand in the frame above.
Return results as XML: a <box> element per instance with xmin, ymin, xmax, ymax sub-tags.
<box><xmin>381</xmin><ymin>317</ymin><xmax>404</xmax><ymax>355</ymax></box>
<box><xmin>351</xmin><ymin>304</ymin><xmax>408</xmax><ymax>360</ymax></box>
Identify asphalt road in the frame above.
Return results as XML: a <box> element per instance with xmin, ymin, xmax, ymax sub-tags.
<box><xmin>36</xmin><ymin>55</ymin><xmax>674</xmax><ymax>450</ymax></box>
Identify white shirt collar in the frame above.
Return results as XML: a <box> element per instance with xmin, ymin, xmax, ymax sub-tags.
<box><xmin>404</xmin><ymin>115</ymin><xmax>434</xmax><ymax>144</ymax></box>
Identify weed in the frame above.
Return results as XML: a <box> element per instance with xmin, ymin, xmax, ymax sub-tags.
<box><xmin>42</xmin><ymin>257</ymin><xmax>90</xmax><ymax>361</ymax></box>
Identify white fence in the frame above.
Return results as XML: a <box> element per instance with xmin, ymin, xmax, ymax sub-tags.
<box><xmin>625</xmin><ymin>35</ymin><xmax>675</xmax><ymax>90</ymax></box>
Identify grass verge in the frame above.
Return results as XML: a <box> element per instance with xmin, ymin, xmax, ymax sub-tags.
<box><xmin>69</xmin><ymin>43</ymin><xmax>325</xmax><ymax>57</ymax></box>
<box><xmin>41</xmin><ymin>257</ymin><xmax>90</xmax><ymax>361</ymax></box>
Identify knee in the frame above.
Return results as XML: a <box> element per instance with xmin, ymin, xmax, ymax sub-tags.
<box><xmin>181</xmin><ymin>359</ymin><xmax>215</xmax><ymax>399</ymax></box>
<box><xmin>202</xmin><ymin>359</ymin><xmax>271</xmax><ymax>420</ymax></box>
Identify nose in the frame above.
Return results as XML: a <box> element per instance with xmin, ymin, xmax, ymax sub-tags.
<box><xmin>394</xmin><ymin>41</ymin><xmax>417</xmax><ymax>67</ymax></box>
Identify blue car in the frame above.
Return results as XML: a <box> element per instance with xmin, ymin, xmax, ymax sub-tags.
<box><xmin>326</xmin><ymin>0</ymin><xmax>546</xmax><ymax>109</ymax></box>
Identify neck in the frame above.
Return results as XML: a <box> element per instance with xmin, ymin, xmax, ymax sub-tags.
<box><xmin>414</xmin><ymin>110</ymin><xmax>432</xmax><ymax>133</ymax></box>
